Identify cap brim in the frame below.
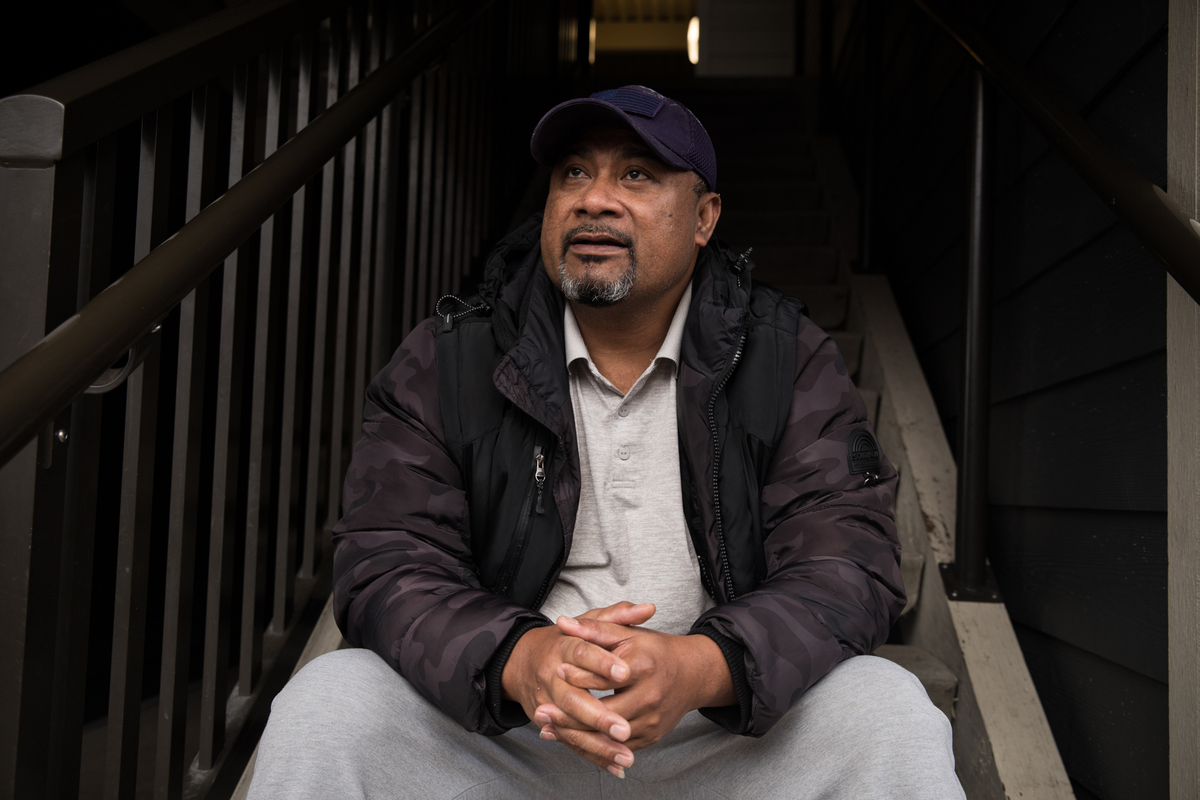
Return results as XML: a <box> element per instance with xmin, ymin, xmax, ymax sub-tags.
<box><xmin>529</xmin><ymin>98</ymin><xmax>693</xmax><ymax>174</ymax></box>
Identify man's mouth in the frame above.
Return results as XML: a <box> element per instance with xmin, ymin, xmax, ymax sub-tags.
<box><xmin>566</xmin><ymin>231</ymin><xmax>631</xmax><ymax>256</ymax></box>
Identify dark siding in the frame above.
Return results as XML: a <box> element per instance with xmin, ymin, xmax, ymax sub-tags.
<box><xmin>841</xmin><ymin>0</ymin><xmax>1169</xmax><ymax>796</ymax></box>
<box><xmin>1015</xmin><ymin>624</ymin><xmax>1169</xmax><ymax>799</ymax></box>
<box><xmin>988</xmin><ymin>353</ymin><xmax>1166</xmax><ymax>512</ymax></box>
<box><xmin>991</xmin><ymin>508</ymin><xmax>1167</xmax><ymax>681</ymax></box>
<box><xmin>990</xmin><ymin>226</ymin><xmax>1165</xmax><ymax>403</ymax></box>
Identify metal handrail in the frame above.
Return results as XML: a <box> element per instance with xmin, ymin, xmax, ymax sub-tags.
<box><xmin>0</xmin><ymin>0</ymin><xmax>495</xmax><ymax>469</ymax></box>
<box><xmin>913</xmin><ymin>0</ymin><xmax>1200</xmax><ymax>307</ymax></box>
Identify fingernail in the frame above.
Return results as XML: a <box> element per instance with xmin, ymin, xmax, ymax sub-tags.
<box><xmin>614</xmin><ymin>753</ymin><xmax>633</xmax><ymax>768</ymax></box>
<box><xmin>607</xmin><ymin>765</ymin><xmax>626</xmax><ymax>779</ymax></box>
<box><xmin>558</xmin><ymin>616</ymin><xmax>579</xmax><ymax>626</ymax></box>
<box><xmin>540</xmin><ymin>727</ymin><xmax>556</xmax><ymax>741</ymax></box>
<box><xmin>534</xmin><ymin>711</ymin><xmax>550</xmax><ymax>725</ymax></box>
<box><xmin>611</xmin><ymin>663</ymin><xmax>628</xmax><ymax>680</ymax></box>
<box><xmin>609</xmin><ymin>722</ymin><xmax>629</xmax><ymax>740</ymax></box>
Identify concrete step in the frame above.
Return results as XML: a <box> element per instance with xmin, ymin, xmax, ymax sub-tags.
<box><xmin>874</xmin><ymin>644</ymin><xmax>957</xmax><ymax>721</ymax></box>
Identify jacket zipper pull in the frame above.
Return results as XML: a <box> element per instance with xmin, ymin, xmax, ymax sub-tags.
<box><xmin>534</xmin><ymin>452</ymin><xmax>546</xmax><ymax>514</ymax></box>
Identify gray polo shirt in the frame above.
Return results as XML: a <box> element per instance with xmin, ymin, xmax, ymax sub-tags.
<box><xmin>539</xmin><ymin>284</ymin><xmax>714</xmax><ymax>636</ymax></box>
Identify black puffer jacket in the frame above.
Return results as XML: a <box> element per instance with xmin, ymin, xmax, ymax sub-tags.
<box><xmin>332</xmin><ymin>214</ymin><xmax>905</xmax><ymax>737</ymax></box>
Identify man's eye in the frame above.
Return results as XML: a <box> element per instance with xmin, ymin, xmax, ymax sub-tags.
<box><xmin>627</xmin><ymin>169</ymin><xmax>645</xmax><ymax>180</ymax></box>
<box><xmin>567</xmin><ymin>167</ymin><xmax>586</xmax><ymax>178</ymax></box>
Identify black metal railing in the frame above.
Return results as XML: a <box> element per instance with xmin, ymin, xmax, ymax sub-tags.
<box><xmin>0</xmin><ymin>0</ymin><xmax>586</xmax><ymax>797</ymax></box>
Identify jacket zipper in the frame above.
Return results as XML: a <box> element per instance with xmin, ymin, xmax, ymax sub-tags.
<box><xmin>532</xmin><ymin>438</ymin><xmax>565</xmax><ymax>609</ymax></box>
<box><xmin>496</xmin><ymin>444</ymin><xmax>547</xmax><ymax>597</ymax></box>
<box><xmin>435</xmin><ymin>295</ymin><xmax>489</xmax><ymax>330</ymax></box>
<box><xmin>707</xmin><ymin>317</ymin><xmax>749</xmax><ymax>602</ymax></box>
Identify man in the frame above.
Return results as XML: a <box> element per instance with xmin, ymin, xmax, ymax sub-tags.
<box><xmin>250</xmin><ymin>85</ymin><xmax>964</xmax><ymax>799</ymax></box>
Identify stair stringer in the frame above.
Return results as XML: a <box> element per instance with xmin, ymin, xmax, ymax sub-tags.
<box><xmin>849</xmin><ymin>274</ymin><xmax>1074</xmax><ymax>800</ymax></box>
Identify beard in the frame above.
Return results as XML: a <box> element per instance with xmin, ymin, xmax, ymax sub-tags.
<box><xmin>558</xmin><ymin>225</ymin><xmax>636</xmax><ymax>308</ymax></box>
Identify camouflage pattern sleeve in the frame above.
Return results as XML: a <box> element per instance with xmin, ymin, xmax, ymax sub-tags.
<box><xmin>692</xmin><ymin>317</ymin><xmax>906</xmax><ymax>737</ymax></box>
<box><xmin>332</xmin><ymin>319</ymin><xmax>548</xmax><ymax>736</ymax></box>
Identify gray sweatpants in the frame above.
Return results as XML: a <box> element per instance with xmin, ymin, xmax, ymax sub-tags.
<box><xmin>249</xmin><ymin>649</ymin><xmax>965</xmax><ymax>800</ymax></box>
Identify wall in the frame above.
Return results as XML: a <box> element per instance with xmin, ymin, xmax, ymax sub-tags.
<box><xmin>836</xmin><ymin>1</ymin><xmax>1169</xmax><ymax>798</ymax></box>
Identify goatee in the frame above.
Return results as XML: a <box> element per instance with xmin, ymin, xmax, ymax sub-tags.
<box><xmin>558</xmin><ymin>225</ymin><xmax>636</xmax><ymax>307</ymax></box>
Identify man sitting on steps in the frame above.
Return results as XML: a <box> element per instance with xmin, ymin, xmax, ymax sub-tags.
<box><xmin>249</xmin><ymin>84</ymin><xmax>966</xmax><ymax>800</ymax></box>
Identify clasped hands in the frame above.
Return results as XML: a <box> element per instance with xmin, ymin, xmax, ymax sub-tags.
<box><xmin>500</xmin><ymin>601</ymin><xmax>734</xmax><ymax>778</ymax></box>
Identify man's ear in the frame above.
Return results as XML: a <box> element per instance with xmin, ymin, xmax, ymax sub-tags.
<box><xmin>695</xmin><ymin>191</ymin><xmax>721</xmax><ymax>246</ymax></box>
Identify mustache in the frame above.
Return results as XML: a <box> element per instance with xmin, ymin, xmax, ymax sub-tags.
<box><xmin>561</xmin><ymin>225</ymin><xmax>633</xmax><ymax>250</ymax></box>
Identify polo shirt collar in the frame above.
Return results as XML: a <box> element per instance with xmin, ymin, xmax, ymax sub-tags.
<box><xmin>564</xmin><ymin>282</ymin><xmax>694</xmax><ymax>374</ymax></box>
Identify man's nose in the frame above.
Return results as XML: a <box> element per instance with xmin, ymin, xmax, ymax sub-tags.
<box><xmin>577</xmin><ymin>174</ymin><xmax>623</xmax><ymax>216</ymax></box>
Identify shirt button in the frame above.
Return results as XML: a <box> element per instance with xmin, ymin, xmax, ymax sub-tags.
<box><xmin>618</xmin><ymin>407</ymin><xmax>629</xmax><ymax>417</ymax></box>
<box><xmin>618</xmin><ymin>447</ymin><xmax>630</xmax><ymax>460</ymax></box>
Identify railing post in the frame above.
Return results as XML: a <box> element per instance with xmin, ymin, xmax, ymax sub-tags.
<box><xmin>0</xmin><ymin>93</ymin><xmax>79</xmax><ymax>800</ymax></box>
<box><xmin>944</xmin><ymin>69</ymin><xmax>1001</xmax><ymax>602</ymax></box>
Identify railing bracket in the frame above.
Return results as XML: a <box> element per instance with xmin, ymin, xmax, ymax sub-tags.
<box><xmin>84</xmin><ymin>324</ymin><xmax>159</xmax><ymax>394</ymax></box>
<box><xmin>939</xmin><ymin>561</ymin><xmax>1002</xmax><ymax>603</ymax></box>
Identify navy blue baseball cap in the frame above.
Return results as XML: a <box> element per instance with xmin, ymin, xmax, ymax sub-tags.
<box><xmin>530</xmin><ymin>85</ymin><xmax>717</xmax><ymax>191</ymax></box>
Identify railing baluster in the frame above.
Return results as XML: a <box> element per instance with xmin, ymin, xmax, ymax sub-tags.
<box><xmin>104</xmin><ymin>105</ymin><xmax>172</xmax><ymax>800</ymax></box>
<box><xmin>415</xmin><ymin>67</ymin><xmax>437</xmax><ymax>322</ymax></box>
<box><xmin>352</xmin><ymin>5</ymin><xmax>383</xmax><ymax>441</ymax></box>
<box><xmin>469</xmin><ymin>47</ymin><xmax>486</xmax><ymax>262</ymax></box>
<box><xmin>279</xmin><ymin>33</ymin><xmax>316</xmax><ymax>590</ymax></box>
<box><xmin>401</xmin><ymin>73</ymin><xmax>424</xmax><ymax>336</ymax></box>
<box><xmin>371</xmin><ymin>4</ymin><xmax>401</xmax><ymax>372</ymax></box>
<box><xmin>440</xmin><ymin>67</ymin><xmax>460</xmax><ymax>297</ymax></box>
<box><xmin>218</xmin><ymin>59</ymin><xmax>259</xmax><ymax>702</ymax></box>
<box><xmin>46</xmin><ymin>135</ymin><xmax>117</xmax><ymax>800</ymax></box>
<box><xmin>248</xmin><ymin>42</ymin><xmax>288</xmax><ymax>652</ymax></box>
<box><xmin>452</xmin><ymin>58</ymin><xmax>471</xmax><ymax>284</ymax></box>
<box><xmin>155</xmin><ymin>81</ymin><xmax>219</xmax><ymax>800</ymax></box>
<box><xmin>105</xmin><ymin>347</ymin><xmax>162</xmax><ymax>800</ymax></box>
<box><xmin>325</xmin><ymin>5</ymin><xmax>363</xmax><ymax>537</ymax></box>
<box><xmin>301</xmin><ymin>15</ymin><xmax>344</xmax><ymax>578</ymax></box>
<box><xmin>479</xmin><ymin>49</ymin><xmax>493</xmax><ymax>249</ymax></box>
<box><xmin>428</xmin><ymin>65</ymin><xmax>449</xmax><ymax>309</ymax></box>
